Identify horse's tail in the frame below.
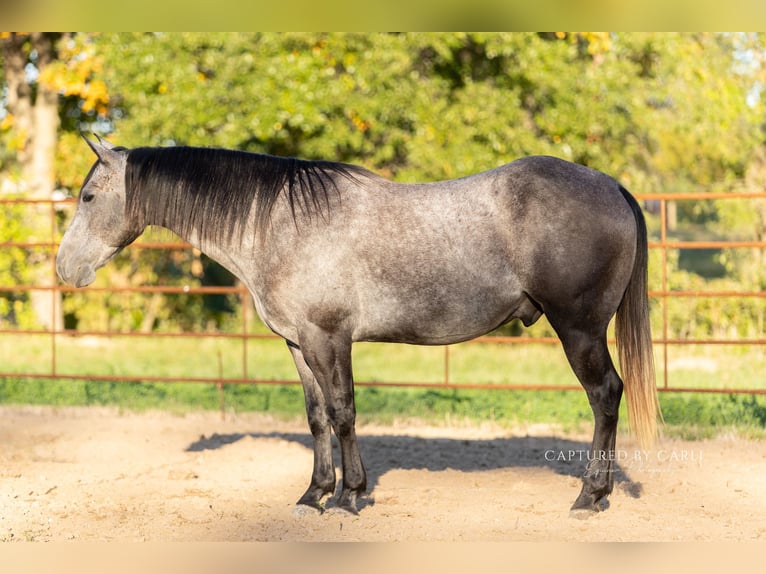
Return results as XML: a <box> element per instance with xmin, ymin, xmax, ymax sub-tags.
<box><xmin>615</xmin><ymin>186</ymin><xmax>663</xmax><ymax>449</ymax></box>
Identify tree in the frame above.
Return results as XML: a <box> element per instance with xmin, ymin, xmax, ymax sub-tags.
<box><xmin>2</xmin><ymin>33</ymin><xmax>60</xmax><ymax>198</ymax></box>
<box><xmin>1</xmin><ymin>32</ymin><xmax>110</xmax><ymax>329</ymax></box>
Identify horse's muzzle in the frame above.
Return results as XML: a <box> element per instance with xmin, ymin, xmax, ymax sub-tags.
<box><xmin>55</xmin><ymin>254</ymin><xmax>97</xmax><ymax>288</ymax></box>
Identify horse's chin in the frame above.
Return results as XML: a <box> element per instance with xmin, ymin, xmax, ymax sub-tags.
<box><xmin>71</xmin><ymin>246</ymin><xmax>122</xmax><ymax>287</ymax></box>
<box><xmin>73</xmin><ymin>267</ymin><xmax>97</xmax><ymax>288</ymax></box>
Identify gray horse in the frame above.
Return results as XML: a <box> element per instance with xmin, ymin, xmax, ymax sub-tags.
<box><xmin>57</xmin><ymin>136</ymin><xmax>661</xmax><ymax>517</ymax></box>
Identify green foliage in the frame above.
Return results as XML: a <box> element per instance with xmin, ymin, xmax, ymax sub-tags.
<box><xmin>87</xmin><ymin>32</ymin><xmax>764</xmax><ymax>188</ymax></box>
<box><xmin>356</xmin><ymin>386</ymin><xmax>595</xmax><ymax>429</ymax></box>
<box><xmin>648</xmin><ymin>248</ymin><xmax>766</xmax><ymax>340</ymax></box>
<box><xmin>0</xmin><ymin>202</ymin><xmax>38</xmax><ymax>329</ymax></box>
<box><xmin>2</xmin><ymin>376</ymin><xmax>763</xmax><ymax>438</ymax></box>
<box><xmin>659</xmin><ymin>393</ymin><xmax>766</xmax><ymax>439</ymax></box>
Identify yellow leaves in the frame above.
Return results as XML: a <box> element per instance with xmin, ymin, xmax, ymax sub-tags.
<box><xmin>37</xmin><ymin>39</ymin><xmax>110</xmax><ymax>116</ymax></box>
<box><xmin>5</xmin><ymin>125</ymin><xmax>29</xmax><ymax>152</ymax></box>
<box><xmin>555</xmin><ymin>32</ymin><xmax>613</xmax><ymax>56</ymax></box>
<box><xmin>1</xmin><ymin>113</ymin><xmax>14</xmax><ymax>131</ymax></box>
<box><xmin>347</xmin><ymin>110</ymin><xmax>370</xmax><ymax>132</ymax></box>
<box><xmin>81</xmin><ymin>80</ymin><xmax>109</xmax><ymax>113</ymax></box>
<box><xmin>351</xmin><ymin>115</ymin><xmax>370</xmax><ymax>132</ymax></box>
<box><xmin>311</xmin><ymin>39</ymin><xmax>327</xmax><ymax>56</ymax></box>
<box><xmin>581</xmin><ymin>32</ymin><xmax>612</xmax><ymax>55</ymax></box>
<box><xmin>342</xmin><ymin>52</ymin><xmax>357</xmax><ymax>70</ymax></box>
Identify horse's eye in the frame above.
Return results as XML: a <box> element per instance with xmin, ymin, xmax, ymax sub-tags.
<box><xmin>81</xmin><ymin>193</ymin><xmax>95</xmax><ymax>203</ymax></box>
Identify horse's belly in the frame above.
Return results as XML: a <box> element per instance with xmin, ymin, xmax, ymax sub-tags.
<box><xmin>353</xmin><ymin>283</ymin><xmax>537</xmax><ymax>345</ymax></box>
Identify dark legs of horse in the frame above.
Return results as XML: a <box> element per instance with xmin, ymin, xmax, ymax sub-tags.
<box><xmin>288</xmin><ymin>343</ymin><xmax>336</xmax><ymax>510</ymax></box>
<box><xmin>556</xmin><ymin>325</ymin><xmax>623</xmax><ymax>517</ymax></box>
<box><xmin>287</xmin><ymin>328</ymin><xmax>367</xmax><ymax>514</ymax></box>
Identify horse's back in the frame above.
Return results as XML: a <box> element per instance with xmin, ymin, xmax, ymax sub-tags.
<box><xmin>500</xmin><ymin>155</ymin><xmax>634</xmax><ymax>221</ymax></box>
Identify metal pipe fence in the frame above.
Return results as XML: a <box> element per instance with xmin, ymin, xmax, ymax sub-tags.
<box><xmin>1</xmin><ymin>191</ymin><xmax>765</xmax><ymax>396</ymax></box>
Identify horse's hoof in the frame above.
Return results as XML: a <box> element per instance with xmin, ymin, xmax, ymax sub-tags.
<box><xmin>334</xmin><ymin>490</ymin><xmax>361</xmax><ymax>515</ymax></box>
<box><xmin>569</xmin><ymin>495</ymin><xmax>608</xmax><ymax>519</ymax></box>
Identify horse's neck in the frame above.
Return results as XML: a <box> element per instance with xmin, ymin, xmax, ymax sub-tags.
<box><xmin>171</xmin><ymin>219</ymin><xmax>258</xmax><ymax>289</ymax></box>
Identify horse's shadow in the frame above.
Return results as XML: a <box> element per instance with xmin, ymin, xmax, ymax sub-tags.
<box><xmin>186</xmin><ymin>430</ymin><xmax>644</xmax><ymax>508</ymax></box>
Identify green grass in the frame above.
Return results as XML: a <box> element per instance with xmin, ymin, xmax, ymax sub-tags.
<box><xmin>0</xmin><ymin>331</ymin><xmax>765</xmax><ymax>439</ymax></box>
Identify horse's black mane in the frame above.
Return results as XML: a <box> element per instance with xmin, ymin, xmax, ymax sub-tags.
<box><xmin>124</xmin><ymin>146</ymin><xmax>369</xmax><ymax>244</ymax></box>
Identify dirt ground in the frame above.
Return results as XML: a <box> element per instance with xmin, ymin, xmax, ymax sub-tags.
<box><xmin>0</xmin><ymin>405</ymin><xmax>764</xmax><ymax>542</ymax></box>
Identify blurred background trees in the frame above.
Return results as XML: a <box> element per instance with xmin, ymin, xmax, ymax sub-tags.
<box><xmin>2</xmin><ymin>32</ymin><xmax>766</xmax><ymax>338</ymax></box>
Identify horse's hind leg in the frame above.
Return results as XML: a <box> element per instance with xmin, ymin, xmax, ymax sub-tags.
<box><xmin>287</xmin><ymin>342</ymin><xmax>337</xmax><ymax>511</ymax></box>
<box><xmin>555</xmin><ymin>323</ymin><xmax>623</xmax><ymax>517</ymax></box>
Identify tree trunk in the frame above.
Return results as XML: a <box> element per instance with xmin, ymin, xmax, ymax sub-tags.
<box><xmin>28</xmin><ymin>33</ymin><xmax>63</xmax><ymax>331</ymax></box>
<box><xmin>2</xmin><ymin>33</ymin><xmax>33</xmax><ymax>172</ymax></box>
<box><xmin>29</xmin><ymin>33</ymin><xmax>60</xmax><ymax>200</ymax></box>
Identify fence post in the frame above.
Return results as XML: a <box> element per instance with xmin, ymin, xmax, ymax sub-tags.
<box><xmin>444</xmin><ymin>346</ymin><xmax>450</xmax><ymax>385</ymax></box>
<box><xmin>660</xmin><ymin>198</ymin><xmax>669</xmax><ymax>390</ymax></box>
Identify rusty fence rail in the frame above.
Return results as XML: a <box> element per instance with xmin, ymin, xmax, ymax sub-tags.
<box><xmin>1</xmin><ymin>192</ymin><xmax>765</xmax><ymax>396</ymax></box>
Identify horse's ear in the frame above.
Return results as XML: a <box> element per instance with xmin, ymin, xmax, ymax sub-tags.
<box><xmin>94</xmin><ymin>133</ymin><xmax>117</xmax><ymax>150</ymax></box>
<box><xmin>82</xmin><ymin>133</ymin><xmax>123</xmax><ymax>166</ymax></box>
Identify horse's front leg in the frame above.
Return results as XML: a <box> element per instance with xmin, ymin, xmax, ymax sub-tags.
<box><xmin>295</xmin><ymin>325</ymin><xmax>367</xmax><ymax>514</ymax></box>
<box><xmin>287</xmin><ymin>342</ymin><xmax>336</xmax><ymax>512</ymax></box>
